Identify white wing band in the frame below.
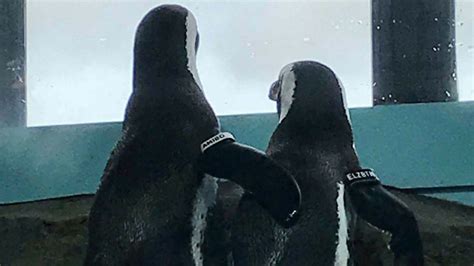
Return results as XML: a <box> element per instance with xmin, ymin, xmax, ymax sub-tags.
<box><xmin>200</xmin><ymin>132</ymin><xmax>235</xmax><ymax>153</ymax></box>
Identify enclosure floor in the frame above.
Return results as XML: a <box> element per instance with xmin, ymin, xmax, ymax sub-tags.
<box><xmin>0</xmin><ymin>189</ymin><xmax>473</xmax><ymax>266</ymax></box>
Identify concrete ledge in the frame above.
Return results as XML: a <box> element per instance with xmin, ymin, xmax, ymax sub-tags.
<box><xmin>0</xmin><ymin>102</ymin><xmax>473</xmax><ymax>204</ymax></box>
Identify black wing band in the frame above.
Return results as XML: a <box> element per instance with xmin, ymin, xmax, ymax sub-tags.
<box><xmin>344</xmin><ymin>168</ymin><xmax>381</xmax><ymax>186</ymax></box>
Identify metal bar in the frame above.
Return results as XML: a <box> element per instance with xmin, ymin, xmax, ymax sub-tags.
<box><xmin>372</xmin><ymin>0</ymin><xmax>458</xmax><ymax>105</ymax></box>
<box><xmin>0</xmin><ymin>0</ymin><xmax>26</xmax><ymax>128</ymax></box>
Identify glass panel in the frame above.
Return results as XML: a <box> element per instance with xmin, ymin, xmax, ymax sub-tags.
<box><xmin>456</xmin><ymin>0</ymin><xmax>474</xmax><ymax>101</ymax></box>
<box><xmin>26</xmin><ymin>0</ymin><xmax>473</xmax><ymax>127</ymax></box>
<box><xmin>26</xmin><ymin>0</ymin><xmax>372</xmax><ymax>126</ymax></box>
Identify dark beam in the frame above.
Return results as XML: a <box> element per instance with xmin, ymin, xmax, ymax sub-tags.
<box><xmin>372</xmin><ymin>0</ymin><xmax>458</xmax><ymax>105</ymax></box>
<box><xmin>0</xmin><ymin>0</ymin><xmax>26</xmax><ymax>128</ymax></box>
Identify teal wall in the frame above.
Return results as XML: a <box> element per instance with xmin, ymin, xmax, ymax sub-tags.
<box><xmin>1</xmin><ymin>102</ymin><xmax>473</xmax><ymax>205</ymax></box>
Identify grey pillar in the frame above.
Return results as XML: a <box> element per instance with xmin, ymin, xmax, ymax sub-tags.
<box><xmin>0</xmin><ymin>0</ymin><xmax>26</xmax><ymax>127</ymax></box>
<box><xmin>372</xmin><ymin>0</ymin><xmax>458</xmax><ymax>105</ymax></box>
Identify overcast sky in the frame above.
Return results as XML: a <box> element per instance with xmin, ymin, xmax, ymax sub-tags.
<box><xmin>26</xmin><ymin>0</ymin><xmax>473</xmax><ymax>127</ymax></box>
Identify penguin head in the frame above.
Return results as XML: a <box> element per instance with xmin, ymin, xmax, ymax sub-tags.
<box><xmin>133</xmin><ymin>5</ymin><xmax>202</xmax><ymax>88</ymax></box>
<box><xmin>269</xmin><ymin>61</ymin><xmax>352</xmax><ymax>131</ymax></box>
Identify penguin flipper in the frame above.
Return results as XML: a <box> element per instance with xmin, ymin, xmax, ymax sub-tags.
<box><xmin>199</xmin><ymin>140</ymin><xmax>301</xmax><ymax>228</ymax></box>
<box><xmin>347</xmin><ymin>183</ymin><xmax>424</xmax><ymax>266</ymax></box>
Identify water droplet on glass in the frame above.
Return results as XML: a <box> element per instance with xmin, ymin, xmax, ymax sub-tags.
<box><xmin>448</xmin><ymin>43</ymin><xmax>454</xmax><ymax>48</ymax></box>
<box><xmin>376</xmin><ymin>25</ymin><xmax>381</xmax><ymax>30</ymax></box>
<box><xmin>303</xmin><ymin>37</ymin><xmax>310</xmax><ymax>42</ymax></box>
<box><xmin>381</xmin><ymin>96</ymin><xmax>386</xmax><ymax>101</ymax></box>
<box><xmin>335</xmin><ymin>25</ymin><xmax>340</xmax><ymax>30</ymax></box>
<box><xmin>394</xmin><ymin>99</ymin><xmax>398</xmax><ymax>103</ymax></box>
<box><xmin>445</xmin><ymin>91</ymin><xmax>451</xmax><ymax>97</ymax></box>
<box><xmin>402</xmin><ymin>54</ymin><xmax>407</xmax><ymax>58</ymax></box>
<box><xmin>392</xmin><ymin>19</ymin><xmax>396</xmax><ymax>23</ymax></box>
<box><xmin>434</xmin><ymin>17</ymin><xmax>439</xmax><ymax>22</ymax></box>
<box><xmin>388</xmin><ymin>94</ymin><xmax>393</xmax><ymax>98</ymax></box>
<box><xmin>358</xmin><ymin>20</ymin><xmax>363</xmax><ymax>25</ymax></box>
<box><xmin>246</xmin><ymin>42</ymin><xmax>251</xmax><ymax>47</ymax></box>
<box><xmin>372</xmin><ymin>82</ymin><xmax>377</xmax><ymax>87</ymax></box>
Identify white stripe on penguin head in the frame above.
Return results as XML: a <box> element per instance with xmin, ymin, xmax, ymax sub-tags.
<box><xmin>336</xmin><ymin>77</ymin><xmax>352</xmax><ymax>127</ymax></box>
<box><xmin>185</xmin><ymin>12</ymin><xmax>203</xmax><ymax>90</ymax></box>
<box><xmin>278</xmin><ymin>63</ymin><xmax>296</xmax><ymax>123</ymax></box>
<box><xmin>336</xmin><ymin>76</ymin><xmax>359</xmax><ymax>152</ymax></box>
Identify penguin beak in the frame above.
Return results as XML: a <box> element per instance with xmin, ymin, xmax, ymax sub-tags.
<box><xmin>268</xmin><ymin>80</ymin><xmax>281</xmax><ymax>101</ymax></box>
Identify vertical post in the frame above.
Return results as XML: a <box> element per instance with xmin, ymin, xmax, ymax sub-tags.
<box><xmin>0</xmin><ymin>0</ymin><xmax>26</xmax><ymax>127</ymax></box>
<box><xmin>372</xmin><ymin>0</ymin><xmax>458</xmax><ymax>105</ymax></box>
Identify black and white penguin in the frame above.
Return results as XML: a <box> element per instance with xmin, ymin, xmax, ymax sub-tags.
<box><xmin>231</xmin><ymin>61</ymin><xmax>424</xmax><ymax>266</ymax></box>
<box><xmin>85</xmin><ymin>5</ymin><xmax>301</xmax><ymax>265</ymax></box>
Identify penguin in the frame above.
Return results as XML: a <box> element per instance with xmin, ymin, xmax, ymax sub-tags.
<box><xmin>231</xmin><ymin>61</ymin><xmax>424</xmax><ymax>266</ymax></box>
<box><xmin>84</xmin><ymin>5</ymin><xmax>301</xmax><ymax>265</ymax></box>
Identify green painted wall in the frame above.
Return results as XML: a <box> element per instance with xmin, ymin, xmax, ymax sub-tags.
<box><xmin>1</xmin><ymin>102</ymin><xmax>473</xmax><ymax>205</ymax></box>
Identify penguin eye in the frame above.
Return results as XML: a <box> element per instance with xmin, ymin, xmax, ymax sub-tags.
<box><xmin>195</xmin><ymin>32</ymin><xmax>200</xmax><ymax>52</ymax></box>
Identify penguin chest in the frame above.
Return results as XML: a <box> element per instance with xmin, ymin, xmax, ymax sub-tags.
<box><xmin>191</xmin><ymin>175</ymin><xmax>218</xmax><ymax>266</ymax></box>
<box><xmin>283</xmin><ymin>182</ymin><xmax>352</xmax><ymax>266</ymax></box>
<box><xmin>334</xmin><ymin>182</ymin><xmax>350</xmax><ymax>266</ymax></box>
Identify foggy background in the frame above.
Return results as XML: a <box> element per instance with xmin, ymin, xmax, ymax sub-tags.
<box><xmin>26</xmin><ymin>0</ymin><xmax>473</xmax><ymax>127</ymax></box>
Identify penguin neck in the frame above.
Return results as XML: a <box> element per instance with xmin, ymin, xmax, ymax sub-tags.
<box><xmin>269</xmin><ymin>120</ymin><xmax>362</xmax><ymax>182</ymax></box>
<box><xmin>133</xmin><ymin>59</ymin><xmax>201</xmax><ymax>92</ymax></box>
<box><xmin>133</xmin><ymin>41</ymin><xmax>202</xmax><ymax>91</ymax></box>
<box><xmin>185</xmin><ymin>59</ymin><xmax>203</xmax><ymax>90</ymax></box>
<box><xmin>272</xmin><ymin>113</ymin><xmax>356</xmax><ymax>153</ymax></box>
<box><xmin>275</xmin><ymin>84</ymin><xmax>355</xmax><ymax>148</ymax></box>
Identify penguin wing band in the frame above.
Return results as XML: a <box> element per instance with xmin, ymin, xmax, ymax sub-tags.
<box><xmin>344</xmin><ymin>169</ymin><xmax>381</xmax><ymax>186</ymax></box>
<box><xmin>201</xmin><ymin>132</ymin><xmax>236</xmax><ymax>152</ymax></box>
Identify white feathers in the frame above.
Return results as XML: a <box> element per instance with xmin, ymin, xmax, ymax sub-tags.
<box><xmin>334</xmin><ymin>182</ymin><xmax>349</xmax><ymax>266</ymax></box>
<box><xmin>278</xmin><ymin>63</ymin><xmax>297</xmax><ymax>123</ymax></box>
<box><xmin>185</xmin><ymin>12</ymin><xmax>203</xmax><ymax>90</ymax></box>
<box><xmin>191</xmin><ymin>175</ymin><xmax>218</xmax><ymax>266</ymax></box>
<box><xmin>337</xmin><ymin>76</ymin><xmax>360</xmax><ymax>153</ymax></box>
<box><xmin>336</xmin><ymin>77</ymin><xmax>353</xmax><ymax>127</ymax></box>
